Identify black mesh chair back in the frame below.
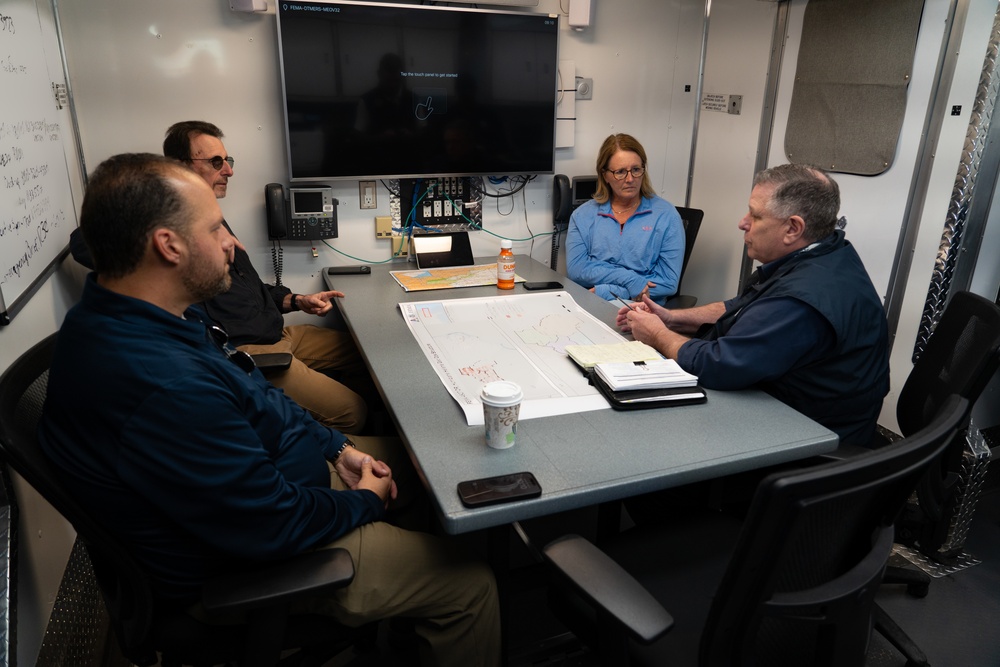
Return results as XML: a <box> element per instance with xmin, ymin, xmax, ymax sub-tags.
<box><xmin>673</xmin><ymin>207</ymin><xmax>703</xmax><ymax>282</ymax></box>
<box><xmin>892</xmin><ymin>291</ymin><xmax>1000</xmax><ymax>555</ymax></box>
<box><xmin>896</xmin><ymin>290</ymin><xmax>1000</xmax><ymax>436</ymax></box>
<box><xmin>699</xmin><ymin>394</ymin><xmax>968</xmax><ymax>666</ymax></box>
<box><xmin>0</xmin><ymin>333</ymin><xmax>354</xmax><ymax>667</ymax></box>
<box><xmin>0</xmin><ymin>333</ymin><xmax>172</xmax><ymax>664</ymax></box>
<box><xmin>664</xmin><ymin>206</ymin><xmax>703</xmax><ymax>309</ymax></box>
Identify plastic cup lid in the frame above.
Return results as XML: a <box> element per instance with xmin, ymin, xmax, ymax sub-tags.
<box><xmin>481</xmin><ymin>381</ymin><xmax>523</xmax><ymax>406</ymax></box>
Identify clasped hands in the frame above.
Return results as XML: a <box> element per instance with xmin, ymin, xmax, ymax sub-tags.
<box><xmin>335</xmin><ymin>445</ymin><xmax>397</xmax><ymax>507</ymax></box>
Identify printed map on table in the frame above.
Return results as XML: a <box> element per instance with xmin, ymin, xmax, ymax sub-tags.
<box><xmin>390</xmin><ymin>263</ymin><xmax>525</xmax><ymax>292</ymax></box>
<box><xmin>400</xmin><ymin>291</ymin><xmax>624</xmax><ymax>424</ymax></box>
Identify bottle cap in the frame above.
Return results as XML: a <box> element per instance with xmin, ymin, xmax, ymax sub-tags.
<box><xmin>500</xmin><ymin>239</ymin><xmax>512</xmax><ymax>249</ymax></box>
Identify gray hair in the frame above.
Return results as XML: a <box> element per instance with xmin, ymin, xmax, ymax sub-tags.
<box><xmin>753</xmin><ymin>164</ymin><xmax>840</xmax><ymax>242</ymax></box>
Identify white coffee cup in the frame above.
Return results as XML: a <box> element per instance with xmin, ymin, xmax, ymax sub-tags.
<box><xmin>481</xmin><ymin>381</ymin><xmax>524</xmax><ymax>449</ymax></box>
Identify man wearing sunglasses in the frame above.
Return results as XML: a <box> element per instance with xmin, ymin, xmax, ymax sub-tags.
<box><xmin>71</xmin><ymin>120</ymin><xmax>375</xmax><ymax>435</ymax></box>
<box><xmin>42</xmin><ymin>154</ymin><xmax>500</xmax><ymax>667</ymax></box>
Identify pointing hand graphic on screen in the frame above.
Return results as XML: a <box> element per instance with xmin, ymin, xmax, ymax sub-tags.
<box><xmin>415</xmin><ymin>96</ymin><xmax>434</xmax><ymax>120</ymax></box>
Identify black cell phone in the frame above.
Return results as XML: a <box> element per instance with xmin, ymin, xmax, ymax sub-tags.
<box><xmin>457</xmin><ymin>472</ymin><xmax>542</xmax><ymax>508</ymax></box>
<box><xmin>522</xmin><ymin>281</ymin><xmax>563</xmax><ymax>291</ymax></box>
<box><xmin>327</xmin><ymin>265</ymin><xmax>371</xmax><ymax>275</ymax></box>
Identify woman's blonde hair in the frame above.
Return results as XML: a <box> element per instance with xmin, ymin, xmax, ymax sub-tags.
<box><xmin>593</xmin><ymin>133</ymin><xmax>656</xmax><ymax>204</ymax></box>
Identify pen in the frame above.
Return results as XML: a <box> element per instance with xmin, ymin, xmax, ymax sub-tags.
<box><xmin>613</xmin><ymin>294</ymin><xmax>637</xmax><ymax>311</ymax></box>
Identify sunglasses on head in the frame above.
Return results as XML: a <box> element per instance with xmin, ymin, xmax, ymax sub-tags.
<box><xmin>191</xmin><ymin>155</ymin><xmax>235</xmax><ymax>170</ymax></box>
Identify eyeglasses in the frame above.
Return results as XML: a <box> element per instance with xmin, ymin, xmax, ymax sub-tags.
<box><xmin>605</xmin><ymin>166</ymin><xmax>645</xmax><ymax>180</ymax></box>
<box><xmin>191</xmin><ymin>155</ymin><xmax>235</xmax><ymax>170</ymax></box>
<box><xmin>208</xmin><ymin>325</ymin><xmax>256</xmax><ymax>374</ymax></box>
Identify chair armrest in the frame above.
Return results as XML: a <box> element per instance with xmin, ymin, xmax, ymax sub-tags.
<box><xmin>251</xmin><ymin>353</ymin><xmax>293</xmax><ymax>373</ymax></box>
<box><xmin>543</xmin><ymin>534</ymin><xmax>673</xmax><ymax>644</ymax></box>
<box><xmin>664</xmin><ymin>294</ymin><xmax>697</xmax><ymax>310</ymax></box>
<box><xmin>813</xmin><ymin>443</ymin><xmax>874</xmax><ymax>462</ymax></box>
<box><xmin>202</xmin><ymin>548</ymin><xmax>355</xmax><ymax>615</ymax></box>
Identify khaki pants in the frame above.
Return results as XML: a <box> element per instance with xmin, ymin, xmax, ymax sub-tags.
<box><xmin>191</xmin><ymin>435</ymin><xmax>501</xmax><ymax>667</ymax></box>
<box><xmin>240</xmin><ymin>324</ymin><xmax>370</xmax><ymax>434</ymax></box>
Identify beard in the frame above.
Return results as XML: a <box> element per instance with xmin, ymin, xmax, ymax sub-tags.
<box><xmin>183</xmin><ymin>264</ymin><xmax>231</xmax><ymax>302</ymax></box>
<box><xmin>186</xmin><ymin>270</ymin><xmax>231</xmax><ymax>302</ymax></box>
<box><xmin>182</xmin><ymin>239</ymin><xmax>232</xmax><ymax>302</ymax></box>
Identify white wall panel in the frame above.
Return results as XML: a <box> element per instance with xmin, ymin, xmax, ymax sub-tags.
<box><xmin>685</xmin><ymin>0</ymin><xmax>777</xmax><ymax>303</ymax></box>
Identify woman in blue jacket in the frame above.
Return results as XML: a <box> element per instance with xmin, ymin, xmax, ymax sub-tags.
<box><xmin>567</xmin><ymin>133</ymin><xmax>685</xmax><ymax>304</ymax></box>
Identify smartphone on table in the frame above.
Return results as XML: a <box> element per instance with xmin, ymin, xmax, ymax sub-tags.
<box><xmin>457</xmin><ymin>472</ymin><xmax>542</xmax><ymax>507</ymax></box>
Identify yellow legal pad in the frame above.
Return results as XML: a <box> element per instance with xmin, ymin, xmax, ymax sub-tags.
<box><xmin>564</xmin><ymin>340</ymin><xmax>663</xmax><ymax>370</ymax></box>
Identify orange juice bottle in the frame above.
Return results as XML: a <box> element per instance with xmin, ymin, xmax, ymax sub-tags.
<box><xmin>497</xmin><ymin>239</ymin><xmax>515</xmax><ymax>290</ymax></box>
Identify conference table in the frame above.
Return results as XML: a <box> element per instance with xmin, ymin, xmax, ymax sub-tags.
<box><xmin>323</xmin><ymin>256</ymin><xmax>839</xmax><ymax>535</ymax></box>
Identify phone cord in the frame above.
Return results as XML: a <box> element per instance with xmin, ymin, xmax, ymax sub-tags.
<box><xmin>271</xmin><ymin>241</ymin><xmax>283</xmax><ymax>287</ymax></box>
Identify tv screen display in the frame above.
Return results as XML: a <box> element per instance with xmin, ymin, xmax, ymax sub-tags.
<box><xmin>276</xmin><ymin>1</ymin><xmax>559</xmax><ymax>181</ymax></box>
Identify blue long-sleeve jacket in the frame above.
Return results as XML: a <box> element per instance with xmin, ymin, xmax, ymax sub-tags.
<box><xmin>566</xmin><ymin>196</ymin><xmax>685</xmax><ymax>304</ymax></box>
<box><xmin>39</xmin><ymin>275</ymin><xmax>384</xmax><ymax>605</ymax></box>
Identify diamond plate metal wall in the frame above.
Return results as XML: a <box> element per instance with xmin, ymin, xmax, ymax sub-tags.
<box><xmin>907</xmin><ymin>4</ymin><xmax>1000</xmax><ymax>562</ymax></box>
<box><xmin>915</xmin><ymin>8</ymin><xmax>1000</xmax><ymax>360</ymax></box>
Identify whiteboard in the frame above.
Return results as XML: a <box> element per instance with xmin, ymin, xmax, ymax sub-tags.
<box><xmin>0</xmin><ymin>0</ymin><xmax>76</xmax><ymax>325</ymax></box>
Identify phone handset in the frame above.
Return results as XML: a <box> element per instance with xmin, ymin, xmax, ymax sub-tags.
<box><xmin>265</xmin><ymin>183</ymin><xmax>288</xmax><ymax>240</ymax></box>
<box><xmin>553</xmin><ymin>174</ymin><xmax>571</xmax><ymax>229</ymax></box>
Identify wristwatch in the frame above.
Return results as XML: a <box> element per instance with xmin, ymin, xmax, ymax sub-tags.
<box><xmin>334</xmin><ymin>438</ymin><xmax>355</xmax><ymax>461</ymax></box>
<box><xmin>289</xmin><ymin>294</ymin><xmax>301</xmax><ymax>312</ymax></box>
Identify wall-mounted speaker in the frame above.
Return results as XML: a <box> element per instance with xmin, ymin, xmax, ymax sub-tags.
<box><xmin>229</xmin><ymin>0</ymin><xmax>266</xmax><ymax>13</ymax></box>
<box><xmin>568</xmin><ymin>0</ymin><xmax>592</xmax><ymax>31</ymax></box>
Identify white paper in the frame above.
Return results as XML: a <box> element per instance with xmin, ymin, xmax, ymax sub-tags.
<box><xmin>399</xmin><ymin>291</ymin><xmax>623</xmax><ymax>424</ymax></box>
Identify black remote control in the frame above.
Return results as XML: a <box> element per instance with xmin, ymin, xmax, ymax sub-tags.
<box><xmin>327</xmin><ymin>266</ymin><xmax>371</xmax><ymax>275</ymax></box>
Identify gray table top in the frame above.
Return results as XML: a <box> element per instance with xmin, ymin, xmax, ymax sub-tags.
<box><xmin>324</xmin><ymin>255</ymin><xmax>838</xmax><ymax>533</ymax></box>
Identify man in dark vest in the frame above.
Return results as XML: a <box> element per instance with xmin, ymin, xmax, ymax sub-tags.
<box><xmin>618</xmin><ymin>163</ymin><xmax>889</xmax><ymax>446</ymax></box>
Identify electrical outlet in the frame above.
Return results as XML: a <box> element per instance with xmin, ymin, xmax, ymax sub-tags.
<box><xmin>391</xmin><ymin>235</ymin><xmax>408</xmax><ymax>256</ymax></box>
<box><xmin>360</xmin><ymin>180</ymin><xmax>377</xmax><ymax>209</ymax></box>
<box><xmin>375</xmin><ymin>215</ymin><xmax>393</xmax><ymax>238</ymax></box>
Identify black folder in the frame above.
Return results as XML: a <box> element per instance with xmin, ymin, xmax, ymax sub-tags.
<box><xmin>591</xmin><ymin>371</ymin><xmax>706</xmax><ymax>410</ymax></box>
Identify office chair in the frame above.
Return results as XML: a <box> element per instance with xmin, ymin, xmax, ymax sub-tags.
<box><xmin>867</xmin><ymin>290</ymin><xmax>1000</xmax><ymax>666</ymax></box>
<box><xmin>664</xmin><ymin>206</ymin><xmax>703</xmax><ymax>310</ymax></box>
<box><xmin>524</xmin><ymin>395</ymin><xmax>969</xmax><ymax>666</ymax></box>
<box><xmin>889</xmin><ymin>290</ymin><xmax>1000</xmax><ymax>558</ymax></box>
<box><xmin>0</xmin><ymin>333</ymin><xmax>357</xmax><ymax>667</ymax></box>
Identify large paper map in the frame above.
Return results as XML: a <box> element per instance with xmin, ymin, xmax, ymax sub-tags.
<box><xmin>400</xmin><ymin>291</ymin><xmax>624</xmax><ymax>424</ymax></box>
<box><xmin>390</xmin><ymin>263</ymin><xmax>525</xmax><ymax>292</ymax></box>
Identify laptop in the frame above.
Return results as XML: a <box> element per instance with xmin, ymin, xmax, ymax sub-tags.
<box><xmin>412</xmin><ymin>231</ymin><xmax>476</xmax><ymax>269</ymax></box>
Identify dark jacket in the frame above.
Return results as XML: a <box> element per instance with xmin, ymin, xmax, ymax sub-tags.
<box><xmin>695</xmin><ymin>231</ymin><xmax>890</xmax><ymax>445</ymax></box>
<box><xmin>39</xmin><ymin>275</ymin><xmax>381</xmax><ymax>605</ymax></box>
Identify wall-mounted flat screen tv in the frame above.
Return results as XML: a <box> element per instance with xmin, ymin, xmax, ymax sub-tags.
<box><xmin>276</xmin><ymin>1</ymin><xmax>560</xmax><ymax>181</ymax></box>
